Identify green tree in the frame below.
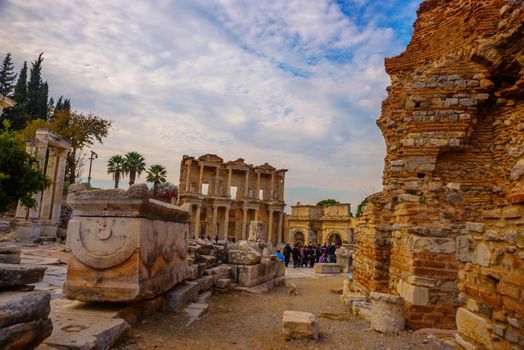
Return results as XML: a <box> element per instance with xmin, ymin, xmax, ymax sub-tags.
<box><xmin>21</xmin><ymin>109</ymin><xmax>112</xmax><ymax>184</ymax></box>
<box><xmin>146</xmin><ymin>164</ymin><xmax>167</xmax><ymax>194</ymax></box>
<box><xmin>2</xmin><ymin>61</ymin><xmax>28</xmax><ymax>130</ymax></box>
<box><xmin>27</xmin><ymin>53</ymin><xmax>47</xmax><ymax>121</ymax></box>
<box><xmin>0</xmin><ymin>121</ymin><xmax>50</xmax><ymax>212</ymax></box>
<box><xmin>124</xmin><ymin>152</ymin><xmax>146</xmax><ymax>186</ymax></box>
<box><xmin>316</xmin><ymin>199</ymin><xmax>340</xmax><ymax>206</ymax></box>
<box><xmin>356</xmin><ymin>195</ymin><xmax>371</xmax><ymax>217</ymax></box>
<box><xmin>107</xmin><ymin>155</ymin><xmax>126</xmax><ymax>189</ymax></box>
<box><xmin>0</xmin><ymin>53</ymin><xmax>17</xmax><ymax>96</ymax></box>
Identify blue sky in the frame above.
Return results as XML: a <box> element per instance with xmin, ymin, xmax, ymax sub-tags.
<box><xmin>0</xmin><ymin>0</ymin><xmax>422</xmax><ymax>212</ymax></box>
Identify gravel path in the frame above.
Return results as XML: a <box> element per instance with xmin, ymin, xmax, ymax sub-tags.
<box><xmin>115</xmin><ymin>275</ymin><xmax>456</xmax><ymax>350</ymax></box>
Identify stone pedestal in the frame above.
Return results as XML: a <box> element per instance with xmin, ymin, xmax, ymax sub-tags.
<box><xmin>63</xmin><ymin>184</ymin><xmax>190</xmax><ymax>302</ymax></box>
<box><xmin>370</xmin><ymin>292</ymin><xmax>405</xmax><ymax>333</ymax></box>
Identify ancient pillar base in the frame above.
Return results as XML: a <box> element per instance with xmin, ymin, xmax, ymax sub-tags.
<box><xmin>370</xmin><ymin>292</ymin><xmax>405</xmax><ymax>333</ymax></box>
<box><xmin>14</xmin><ymin>219</ymin><xmax>41</xmax><ymax>242</ymax></box>
<box><xmin>39</xmin><ymin>220</ymin><xmax>58</xmax><ymax>241</ymax></box>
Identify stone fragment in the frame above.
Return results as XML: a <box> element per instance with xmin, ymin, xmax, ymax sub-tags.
<box><xmin>465</xmin><ymin>222</ymin><xmax>485</xmax><ymax>233</ymax></box>
<box><xmin>0</xmin><ymin>291</ymin><xmax>51</xmax><ymax>328</ymax></box>
<box><xmin>163</xmin><ymin>281</ymin><xmax>200</xmax><ymax>312</ymax></box>
<box><xmin>0</xmin><ymin>318</ymin><xmax>53</xmax><ymax>350</ymax></box>
<box><xmin>397</xmin><ymin>280</ymin><xmax>429</xmax><ymax>306</ymax></box>
<box><xmin>456</xmin><ymin>307</ymin><xmax>492</xmax><ymax>348</ymax></box>
<box><xmin>215</xmin><ymin>278</ymin><xmax>231</xmax><ymax>290</ymax></box>
<box><xmin>282</xmin><ymin>311</ymin><xmax>319</xmax><ymax>340</ymax></box>
<box><xmin>370</xmin><ymin>292</ymin><xmax>405</xmax><ymax>333</ymax></box>
<box><xmin>313</xmin><ymin>263</ymin><xmax>342</xmax><ymax>274</ymax></box>
<box><xmin>0</xmin><ymin>247</ymin><xmax>21</xmax><ymax>264</ymax></box>
<box><xmin>0</xmin><ymin>264</ymin><xmax>47</xmax><ymax>287</ymax></box>
<box><xmin>237</xmin><ymin>260</ymin><xmax>282</xmax><ymax>287</ymax></box>
<box><xmin>43</xmin><ymin>311</ymin><xmax>129</xmax><ymax>350</ymax></box>
<box><xmin>475</xmin><ymin>243</ymin><xmax>491</xmax><ymax>267</ymax></box>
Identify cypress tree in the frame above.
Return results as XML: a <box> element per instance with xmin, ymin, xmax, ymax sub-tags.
<box><xmin>27</xmin><ymin>52</ymin><xmax>44</xmax><ymax>121</ymax></box>
<box><xmin>0</xmin><ymin>53</ymin><xmax>17</xmax><ymax>96</ymax></box>
<box><xmin>37</xmin><ymin>81</ymin><xmax>48</xmax><ymax>121</ymax></box>
<box><xmin>1</xmin><ymin>61</ymin><xmax>28</xmax><ymax>130</ymax></box>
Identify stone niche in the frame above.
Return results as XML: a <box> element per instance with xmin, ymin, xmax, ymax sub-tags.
<box><xmin>15</xmin><ymin>129</ymin><xmax>71</xmax><ymax>241</ymax></box>
<box><xmin>63</xmin><ymin>184</ymin><xmax>190</xmax><ymax>302</ymax></box>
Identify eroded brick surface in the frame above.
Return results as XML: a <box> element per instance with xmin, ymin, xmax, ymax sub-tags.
<box><xmin>353</xmin><ymin>1</ymin><xmax>524</xmax><ymax>348</ymax></box>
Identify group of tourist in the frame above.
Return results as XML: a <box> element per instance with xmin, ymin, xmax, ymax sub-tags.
<box><xmin>276</xmin><ymin>242</ymin><xmax>337</xmax><ymax>268</ymax></box>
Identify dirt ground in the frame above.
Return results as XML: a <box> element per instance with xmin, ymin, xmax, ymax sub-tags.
<box><xmin>113</xmin><ymin>275</ymin><xmax>456</xmax><ymax>350</ymax></box>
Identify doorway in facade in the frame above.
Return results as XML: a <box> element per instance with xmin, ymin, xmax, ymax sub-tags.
<box><xmin>293</xmin><ymin>231</ymin><xmax>305</xmax><ymax>247</ymax></box>
<box><xmin>327</xmin><ymin>232</ymin><xmax>342</xmax><ymax>247</ymax></box>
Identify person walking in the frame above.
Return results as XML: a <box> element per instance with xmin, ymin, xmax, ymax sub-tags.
<box><xmin>308</xmin><ymin>245</ymin><xmax>316</xmax><ymax>267</ymax></box>
<box><xmin>328</xmin><ymin>242</ymin><xmax>336</xmax><ymax>263</ymax></box>
<box><xmin>300</xmin><ymin>245</ymin><xmax>306</xmax><ymax>268</ymax></box>
<box><xmin>292</xmin><ymin>244</ymin><xmax>300</xmax><ymax>268</ymax></box>
<box><xmin>283</xmin><ymin>243</ymin><xmax>292</xmax><ymax>267</ymax></box>
<box><xmin>315</xmin><ymin>243</ymin><xmax>321</xmax><ymax>263</ymax></box>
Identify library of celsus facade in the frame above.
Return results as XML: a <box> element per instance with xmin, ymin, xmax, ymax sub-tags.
<box><xmin>178</xmin><ymin>154</ymin><xmax>287</xmax><ymax>244</ymax></box>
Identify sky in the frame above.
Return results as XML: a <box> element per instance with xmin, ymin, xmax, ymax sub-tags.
<box><xmin>0</xmin><ymin>0</ymin><xmax>422</xmax><ymax>212</ymax></box>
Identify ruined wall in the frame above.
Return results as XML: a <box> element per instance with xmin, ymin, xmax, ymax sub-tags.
<box><xmin>353</xmin><ymin>0</ymin><xmax>524</xmax><ymax>345</ymax></box>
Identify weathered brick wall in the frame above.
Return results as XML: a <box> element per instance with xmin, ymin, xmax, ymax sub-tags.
<box><xmin>353</xmin><ymin>0</ymin><xmax>524</xmax><ymax>344</ymax></box>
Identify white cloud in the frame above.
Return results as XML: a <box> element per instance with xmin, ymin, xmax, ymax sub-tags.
<box><xmin>0</xmin><ymin>0</ymin><xmax>419</xmax><ymax>208</ymax></box>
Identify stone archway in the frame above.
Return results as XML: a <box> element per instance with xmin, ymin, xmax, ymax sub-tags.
<box><xmin>327</xmin><ymin>231</ymin><xmax>343</xmax><ymax>247</ymax></box>
<box><xmin>293</xmin><ymin>231</ymin><xmax>305</xmax><ymax>247</ymax></box>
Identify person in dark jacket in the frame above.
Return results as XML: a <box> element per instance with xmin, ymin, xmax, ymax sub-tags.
<box><xmin>308</xmin><ymin>245</ymin><xmax>316</xmax><ymax>267</ymax></box>
<box><xmin>292</xmin><ymin>245</ymin><xmax>301</xmax><ymax>268</ymax></box>
<box><xmin>283</xmin><ymin>243</ymin><xmax>292</xmax><ymax>267</ymax></box>
<box><xmin>315</xmin><ymin>244</ymin><xmax>322</xmax><ymax>263</ymax></box>
<box><xmin>327</xmin><ymin>242</ymin><xmax>336</xmax><ymax>263</ymax></box>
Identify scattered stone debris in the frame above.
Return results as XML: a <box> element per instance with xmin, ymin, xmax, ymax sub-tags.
<box><xmin>0</xmin><ymin>258</ymin><xmax>52</xmax><ymax>349</ymax></box>
<box><xmin>282</xmin><ymin>310</ymin><xmax>319</xmax><ymax>341</ymax></box>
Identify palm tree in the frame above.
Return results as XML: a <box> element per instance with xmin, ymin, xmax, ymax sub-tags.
<box><xmin>107</xmin><ymin>155</ymin><xmax>126</xmax><ymax>188</ymax></box>
<box><xmin>146</xmin><ymin>164</ymin><xmax>167</xmax><ymax>194</ymax></box>
<box><xmin>124</xmin><ymin>151</ymin><xmax>146</xmax><ymax>186</ymax></box>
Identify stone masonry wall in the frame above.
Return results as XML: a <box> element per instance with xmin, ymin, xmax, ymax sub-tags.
<box><xmin>353</xmin><ymin>0</ymin><xmax>524</xmax><ymax>346</ymax></box>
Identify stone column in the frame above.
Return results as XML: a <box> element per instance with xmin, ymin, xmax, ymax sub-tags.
<box><xmin>212</xmin><ymin>205</ymin><xmax>218</xmax><ymax>238</ymax></box>
<box><xmin>270</xmin><ymin>174</ymin><xmax>275</xmax><ymax>200</ymax></box>
<box><xmin>40</xmin><ymin>148</ymin><xmax>59</xmax><ymax>220</ymax></box>
<box><xmin>255</xmin><ymin>208</ymin><xmax>259</xmax><ymax>221</ymax></box>
<box><xmin>28</xmin><ymin>143</ymin><xmax>48</xmax><ymax>219</ymax></box>
<box><xmin>256</xmin><ymin>173</ymin><xmax>261</xmax><ymax>199</ymax></box>
<box><xmin>50</xmin><ymin>149</ymin><xmax>69</xmax><ymax>222</ymax></box>
<box><xmin>227</xmin><ymin>168</ymin><xmax>232</xmax><ymax>197</ymax></box>
<box><xmin>194</xmin><ymin>205</ymin><xmax>201</xmax><ymax>238</ymax></box>
<box><xmin>241</xmin><ymin>208</ymin><xmax>248</xmax><ymax>240</ymax></box>
<box><xmin>223</xmin><ymin>207</ymin><xmax>230</xmax><ymax>240</ymax></box>
<box><xmin>278</xmin><ymin>211</ymin><xmax>283</xmax><ymax>244</ymax></box>
<box><xmin>198</xmin><ymin>164</ymin><xmax>204</xmax><ymax>193</ymax></box>
<box><xmin>214</xmin><ymin>167</ymin><xmax>220</xmax><ymax>195</ymax></box>
<box><xmin>268</xmin><ymin>209</ymin><xmax>274</xmax><ymax>244</ymax></box>
<box><xmin>244</xmin><ymin>170</ymin><xmax>250</xmax><ymax>198</ymax></box>
<box><xmin>185</xmin><ymin>160</ymin><xmax>192</xmax><ymax>192</ymax></box>
<box><xmin>279</xmin><ymin>174</ymin><xmax>286</xmax><ymax>200</ymax></box>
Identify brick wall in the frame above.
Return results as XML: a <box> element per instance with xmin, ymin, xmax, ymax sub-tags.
<box><xmin>353</xmin><ymin>0</ymin><xmax>524</xmax><ymax>346</ymax></box>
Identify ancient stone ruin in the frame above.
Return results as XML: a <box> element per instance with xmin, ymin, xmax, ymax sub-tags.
<box><xmin>63</xmin><ymin>184</ymin><xmax>190</xmax><ymax>302</ymax></box>
<box><xmin>287</xmin><ymin>203</ymin><xmax>356</xmax><ymax>246</ymax></box>
<box><xmin>351</xmin><ymin>1</ymin><xmax>524</xmax><ymax>349</ymax></box>
<box><xmin>14</xmin><ymin>129</ymin><xmax>71</xmax><ymax>242</ymax></box>
<box><xmin>178</xmin><ymin>154</ymin><xmax>287</xmax><ymax>244</ymax></box>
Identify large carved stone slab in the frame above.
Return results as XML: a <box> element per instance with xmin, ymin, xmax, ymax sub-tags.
<box><xmin>63</xmin><ymin>184</ymin><xmax>190</xmax><ymax>302</ymax></box>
